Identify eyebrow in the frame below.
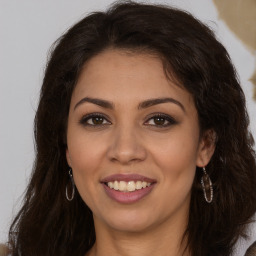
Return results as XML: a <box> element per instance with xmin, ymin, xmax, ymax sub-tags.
<box><xmin>138</xmin><ymin>97</ymin><xmax>185</xmax><ymax>112</ymax></box>
<box><xmin>74</xmin><ymin>97</ymin><xmax>114</xmax><ymax>110</ymax></box>
<box><xmin>74</xmin><ymin>97</ymin><xmax>185</xmax><ymax>112</ymax></box>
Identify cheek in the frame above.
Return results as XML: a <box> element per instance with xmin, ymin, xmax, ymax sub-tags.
<box><xmin>150</xmin><ymin>128</ymin><xmax>199</xmax><ymax>170</ymax></box>
<box><xmin>67</xmin><ymin>127</ymin><xmax>106</xmax><ymax>170</ymax></box>
<box><xmin>66</xmin><ymin>129</ymin><xmax>107</xmax><ymax>204</ymax></box>
<box><xmin>155</xmin><ymin>141</ymin><xmax>197</xmax><ymax>189</ymax></box>
<box><xmin>149</xmin><ymin>126</ymin><xmax>199</xmax><ymax>194</ymax></box>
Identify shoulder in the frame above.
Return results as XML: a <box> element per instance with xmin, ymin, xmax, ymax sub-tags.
<box><xmin>0</xmin><ymin>244</ymin><xmax>10</xmax><ymax>256</ymax></box>
<box><xmin>245</xmin><ymin>241</ymin><xmax>256</xmax><ymax>256</ymax></box>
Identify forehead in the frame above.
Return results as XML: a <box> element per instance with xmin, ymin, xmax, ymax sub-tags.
<box><xmin>71</xmin><ymin>49</ymin><xmax>194</xmax><ymax>109</ymax></box>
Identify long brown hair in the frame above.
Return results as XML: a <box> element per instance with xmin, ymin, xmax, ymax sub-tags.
<box><xmin>8</xmin><ymin>1</ymin><xmax>256</xmax><ymax>255</ymax></box>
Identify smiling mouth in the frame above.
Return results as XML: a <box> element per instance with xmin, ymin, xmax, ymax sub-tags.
<box><xmin>101</xmin><ymin>174</ymin><xmax>156</xmax><ymax>203</ymax></box>
<box><xmin>106</xmin><ymin>180</ymin><xmax>152</xmax><ymax>192</ymax></box>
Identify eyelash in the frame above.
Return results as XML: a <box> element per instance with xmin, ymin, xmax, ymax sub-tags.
<box><xmin>79</xmin><ymin>113</ymin><xmax>111</xmax><ymax>127</ymax></box>
<box><xmin>144</xmin><ymin>113</ymin><xmax>177</xmax><ymax>127</ymax></box>
<box><xmin>79</xmin><ymin>113</ymin><xmax>177</xmax><ymax>128</ymax></box>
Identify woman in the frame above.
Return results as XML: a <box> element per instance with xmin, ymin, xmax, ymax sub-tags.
<box><xmin>7</xmin><ymin>1</ymin><xmax>256</xmax><ymax>256</ymax></box>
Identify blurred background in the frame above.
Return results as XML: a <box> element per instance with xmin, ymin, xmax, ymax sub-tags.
<box><xmin>0</xmin><ymin>0</ymin><xmax>255</xmax><ymax>255</ymax></box>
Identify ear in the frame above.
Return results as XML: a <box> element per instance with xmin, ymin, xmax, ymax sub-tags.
<box><xmin>196</xmin><ymin>129</ymin><xmax>217</xmax><ymax>167</ymax></box>
<box><xmin>66</xmin><ymin>147</ymin><xmax>72</xmax><ymax>167</ymax></box>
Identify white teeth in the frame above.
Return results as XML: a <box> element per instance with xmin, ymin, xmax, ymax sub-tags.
<box><xmin>114</xmin><ymin>181</ymin><xmax>119</xmax><ymax>190</ymax></box>
<box><xmin>135</xmin><ymin>181</ymin><xmax>142</xmax><ymax>189</ymax></box>
<box><xmin>108</xmin><ymin>181</ymin><xmax>114</xmax><ymax>189</ymax></box>
<box><xmin>142</xmin><ymin>181</ymin><xmax>147</xmax><ymax>188</ymax></box>
<box><xmin>119</xmin><ymin>181</ymin><xmax>126</xmax><ymax>191</ymax></box>
<box><xmin>107</xmin><ymin>180</ymin><xmax>151</xmax><ymax>192</ymax></box>
<box><xmin>127</xmin><ymin>181</ymin><xmax>136</xmax><ymax>192</ymax></box>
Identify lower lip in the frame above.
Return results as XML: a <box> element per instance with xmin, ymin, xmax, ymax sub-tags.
<box><xmin>102</xmin><ymin>183</ymin><xmax>155</xmax><ymax>204</ymax></box>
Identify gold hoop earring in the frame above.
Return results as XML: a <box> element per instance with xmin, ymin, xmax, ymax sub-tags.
<box><xmin>66</xmin><ymin>169</ymin><xmax>75</xmax><ymax>201</ymax></box>
<box><xmin>201</xmin><ymin>167</ymin><xmax>213</xmax><ymax>203</ymax></box>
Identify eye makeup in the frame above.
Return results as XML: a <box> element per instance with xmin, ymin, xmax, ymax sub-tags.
<box><xmin>78</xmin><ymin>111</ymin><xmax>178</xmax><ymax>129</ymax></box>
<box><xmin>144</xmin><ymin>113</ymin><xmax>178</xmax><ymax>128</ymax></box>
<box><xmin>79</xmin><ymin>113</ymin><xmax>111</xmax><ymax>127</ymax></box>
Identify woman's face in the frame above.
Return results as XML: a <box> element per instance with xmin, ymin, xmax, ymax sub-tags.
<box><xmin>66</xmin><ymin>49</ymin><xmax>213</xmax><ymax>233</ymax></box>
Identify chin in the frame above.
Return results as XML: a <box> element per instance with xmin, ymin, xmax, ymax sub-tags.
<box><xmin>97</xmin><ymin>209</ymin><xmax>160</xmax><ymax>233</ymax></box>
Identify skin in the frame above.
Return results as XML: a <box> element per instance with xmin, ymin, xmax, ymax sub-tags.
<box><xmin>66</xmin><ymin>49</ymin><xmax>215</xmax><ymax>256</ymax></box>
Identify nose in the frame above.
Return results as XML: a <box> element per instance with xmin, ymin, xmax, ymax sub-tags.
<box><xmin>107</xmin><ymin>125</ymin><xmax>147</xmax><ymax>165</ymax></box>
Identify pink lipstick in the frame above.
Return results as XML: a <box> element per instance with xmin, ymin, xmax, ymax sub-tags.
<box><xmin>101</xmin><ymin>174</ymin><xmax>156</xmax><ymax>204</ymax></box>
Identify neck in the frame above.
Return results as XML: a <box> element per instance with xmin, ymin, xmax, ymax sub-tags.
<box><xmin>86</xmin><ymin>213</ymin><xmax>190</xmax><ymax>256</ymax></box>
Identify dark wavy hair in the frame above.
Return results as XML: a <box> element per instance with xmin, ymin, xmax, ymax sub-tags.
<box><xmin>8</xmin><ymin>1</ymin><xmax>256</xmax><ymax>255</ymax></box>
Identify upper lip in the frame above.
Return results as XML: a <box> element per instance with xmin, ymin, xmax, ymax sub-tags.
<box><xmin>101</xmin><ymin>174</ymin><xmax>157</xmax><ymax>183</ymax></box>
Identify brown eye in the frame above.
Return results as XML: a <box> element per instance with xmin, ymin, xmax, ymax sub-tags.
<box><xmin>91</xmin><ymin>116</ymin><xmax>104</xmax><ymax>125</ymax></box>
<box><xmin>79</xmin><ymin>113</ymin><xmax>111</xmax><ymax>126</ymax></box>
<box><xmin>153</xmin><ymin>116</ymin><xmax>166</xmax><ymax>126</ymax></box>
<box><xmin>145</xmin><ymin>114</ymin><xmax>177</xmax><ymax>127</ymax></box>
